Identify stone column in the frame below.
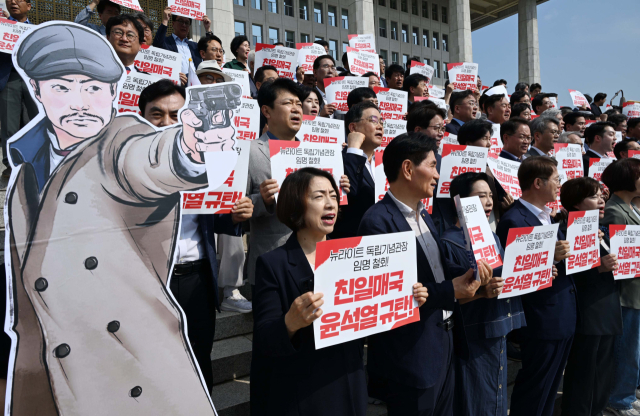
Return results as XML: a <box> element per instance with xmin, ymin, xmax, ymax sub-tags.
<box><xmin>518</xmin><ymin>0</ymin><xmax>541</xmax><ymax>84</ymax></box>
<box><xmin>205</xmin><ymin>0</ymin><xmax>236</xmax><ymax>53</ymax></box>
<box><xmin>344</xmin><ymin>0</ymin><xmax>375</xmax><ymax>34</ymax></box>
<box><xmin>449</xmin><ymin>0</ymin><xmax>473</xmax><ymax>63</ymax></box>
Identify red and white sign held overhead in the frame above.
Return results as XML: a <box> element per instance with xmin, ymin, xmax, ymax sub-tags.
<box><xmin>324</xmin><ymin>76</ymin><xmax>369</xmax><ymax>114</ymax></box>
<box><xmin>555</xmin><ymin>143</ymin><xmax>584</xmax><ymax>182</ymax></box>
<box><xmin>437</xmin><ymin>145</ymin><xmax>488</xmax><ymax>198</ymax></box>
<box><xmin>254</xmin><ymin>44</ymin><xmax>299</xmax><ymax>80</ymax></box>
<box><xmin>110</xmin><ymin>0</ymin><xmax>143</xmax><ymax>11</ymax></box>
<box><xmin>588</xmin><ymin>158</ymin><xmax>614</xmax><ymax>185</ymax></box>
<box><xmin>168</xmin><ymin>0</ymin><xmax>205</xmax><ymax>20</ymax></box>
<box><xmin>347</xmin><ymin>34</ymin><xmax>376</xmax><ymax>53</ymax></box>
<box><xmin>296</xmin><ymin>43</ymin><xmax>326</xmax><ymax>74</ymax></box>
<box><xmin>0</xmin><ymin>18</ymin><xmax>33</xmax><ymax>54</ymax></box>
<box><xmin>409</xmin><ymin>61</ymin><xmax>435</xmax><ymax>83</ymax></box>
<box><xmin>134</xmin><ymin>45</ymin><xmax>182</xmax><ymax>84</ymax></box>
<box><xmin>623</xmin><ymin>102</ymin><xmax>640</xmax><ymax>118</ymax></box>
<box><xmin>374</xmin><ymin>87</ymin><xmax>408</xmax><ymax>121</ymax></box>
<box><xmin>568</xmin><ymin>89</ymin><xmax>589</xmax><ymax>108</ymax></box>
<box><xmin>346</xmin><ymin>47</ymin><xmax>380</xmax><ymax>77</ymax></box>
<box><xmin>447</xmin><ymin>62</ymin><xmax>478</xmax><ymax>92</ymax></box>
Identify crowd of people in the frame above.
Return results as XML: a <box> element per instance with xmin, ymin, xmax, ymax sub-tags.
<box><xmin>1</xmin><ymin>1</ymin><xmax>640</xmax><ymax>416</ymax></box>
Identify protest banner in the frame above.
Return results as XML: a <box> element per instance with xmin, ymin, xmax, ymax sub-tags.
<box><xmin>447</xmin><ymin>62</ymin><xmax>479</xmax><ymax>92</ymax></box>
<box><xmin>588</xmin><ymin>158</ymin><xmax>614</xmax><ymax>184</ymax></box>
<box><xmin>347</xmin><ymin>33</ymin><xmax>376</xmax><ymax>53</ymax></box>
<box><xmin>168</xmin><ymin>0</ymin><xmax>205</xmax><ymax>20</ymax></box>
<box><xmin>568</xmin><ymin>89</ymin><xmax>589</xmax><ymax>108</ymax></box>
<box><xmin>498</xmin><ymin>224</ymin><xmax>559</xmax><ymax>298</ymax></box>
<box><xmin>381</xmin><ymin>119</ymin><xmax>407</xmax><ymax>148</ymax></box>
<box><xmin>181</xmin><ymin>140</ymin><xmax>251</xmax><ymax>214</ymax></box>
<box><xmin>298</xmin><ymin>115</ymin><xmax>345</xmax><ymax>144</ymax></box>
<box><xmin>222</xmin><ymin>68</ymin><xmax>251</xmax><ymax>97</ymax></box>
<box><xmin>415</xmin><ymin>95</ymin><xmax>446</xmax><ymax>110</ymax></box>
<box><xmin>630</xmin><ymin>150</ymin><xmax>640</xmax><ymax>160</ymax></box>
<box><xmin>610</xmin><ymin>225</ymin><xmax>640</xmax><ymax>280</ymax></box>
<box><xmin>254</xmin><ymin>43</ymin><xmax>298</xmax><ymax>79</ymax></box>
<box><xmin>325</xmin><ymin>76</ymin><xmax>369</xmax><ymax>114</ymax></box>
<box><xmin>134</xmin><ymin>45</ymin><xmax>181</xmax><ymax>83</ymax></box>
<box><xmin>409</xmin><ymin>60</ymin><xmax>435</xmax><ymax>83</ymax></box>
<box><xmin>110</xmin><ymin>0</ymin><xmax>143</xmax><ymax>11</ymax></box>
<box><xmin>346</xmin><ymin>47</ymin><xmax>380</xmax><ymax>77</ymax></box>
<box><xmin>374</xmin><ymin>87</ymin><xmax>408</xmax><ymax>121</ymax></box>
<box><xmin>623</xmin><ymin>102</ymin><xmax>640</xmax><ymax>118</ymax></box>
<box><xmin>0</xmin><ymin>18</ymin><xmax>32</xmax><ymax>54</ymax></box>
<box><xmin>269</xmin><ymin>140</ymin><xmax>347</xmax><ymax>204</ymax></box>
<box><xmin>233</xmin><ymin>97</ymin><xmax>261</xmax><ymax>141</ymax></box>
<box><xmin>437</xmin><ymin>145</ymin><xmax>489</xmax><ymax>198</ymax></box>
<box><xmin>488</xmin><ymin>124</ymin><xmax>503</xmax><ymax>159</ymax></box>
<box><xmin>455</xmin><ymin>196</ymin><xmax>503</xmax><ymax>269</ymax></box>
<box><xmin>555</xmin><ymin>143</ymin><xmax>584</xmax><ymax>181</ymax></box>
<box><xmin>438</xmin><ymin>132</ymin><xmax>458</xmax><ymax>154</ymax></box>
<box><xmin>565</xmin><ymin>210</ymin><xmax>600</xmax><ymax>275</ymax></box>
<box><xmin>549</xmin><ymin>96</ymin><xmax>558</xmax><ymax>109</ymax></box>
<box><xmin>0</xmin><ymin>1</ymin><xmax>5</xmax><ymax>16</ymax></box>
<box><xmin>487</xmin><ymin>156</ymin><xmax>522</xmax><ymax>199</ymax></box>
<box><xmin>313</xmin><ymin>231</ymin><xmax>418</xmax><ymax>349</ymax></box>
<box><xmin>428</xmin><ymin>84</ymin><xmax>445</xmax><ymax>98</ymax></box>
<box><xmin>117</xmin><ymin>72</ymin><xmax>160</xmax><ymax>115</ymax></box>
<box><xmin>297</xmin><ymin>43</ymin><xmax>326</xmax><ymax>74</ymax></box>
<box><xmin>374</xmin><ymin>150</ymin><xmax>433</xmax><ymax>213</ymax></box>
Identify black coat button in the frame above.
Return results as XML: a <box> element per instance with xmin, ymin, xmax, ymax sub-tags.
<box><xmin>54</xmin><ymin>344</ymin><xmax>71</xmax><ymax>358</ymax></box>
<box><xmin>129</xmin><ymin>386</ymin><xmax>142</xmax><ymax>398</ymax></box>
<box><xmin>34</xmin><ymin>278</ymin><xmax>48</xmax><ymax>292</ymax></box>
<box><xmin>64</xmin><ymin>192</ymin><xmax>78</xmax><ymax>204</ymax></box>
<box><xmin>107</xmin><ymin>321</ymin><xmax>120</xmax><ymax>333</ymax></box>
<box><xmin>84</xmin><ymin>257</ymin><xmax>98</xmax><ymax>270</ymax></box>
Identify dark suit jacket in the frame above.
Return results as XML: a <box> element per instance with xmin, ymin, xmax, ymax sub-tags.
<box><xmin>499</xmin><ymin>150</ymin><xmax>522</xmax><ymax>162</ymax></box>
<box><xmin>152</xmin><ymin>24</ymin><xmax>202</xmax><ymax>70</ymax></box>
<box><xmin>251</xmin><ymin>235</ymin><xmax>367</xmax><ymax>416</ymax></box>
<box><xmin>9</xmin><ymin>118</ymin><xmax>52</xmax><ymax>192</ymax></box>
<box><xmin>496</xmin><ymin>199</ymin><xmax>577</xmax><ymax>340</ymax></box>
<box><xmin>582</xmin><ymin>149</ymin><xmax>602</xmax><ymax>177</ymax></box>
<box><xmin>445</xmin><ymin>119</ymin><xmax>462</xmax><ymax>135</ymax></box>
<box><xmin>0</xmin><ymin>18</ymin><xmax>31</xmax><ymax>92</ymax></box>
<box><xmin>358</xmin><ymin>194</ymin><xmax>468</xmax><ymax>390</ymax></box>
<box><xmin>432</xmin><ymin>153</ymin><xmax>458</xmax><ymax>236</ymax></box>
<box><xmin>590</xmin><ymin>103</ymin><xmax>602</xmax><ymax>117</ymax></box>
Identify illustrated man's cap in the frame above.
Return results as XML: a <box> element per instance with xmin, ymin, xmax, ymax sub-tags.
<box><xmin>17</xmin><ymin>23</ymin><xmax>123</xmax><ymax>83</ymax></box>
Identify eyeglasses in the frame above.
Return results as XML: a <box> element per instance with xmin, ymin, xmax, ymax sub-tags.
<box><xmin>540</xmin><ymin>176</ymin><xmax>561</xmax><ymax>185</ymax></box>
<box><xmin>427</xmin><ymin>124</ymin><xmax>446</xmax><ymax>133</ymax></box>
<box><xmin>464</xmin><ymin>100</ymin><xmax>478</xmax><ymax>107</ymax></box>
<box><xmin>356</xmin><ymin>116</ymin><xmax>385</xmax><ymax>127</ymax></box>
<box><xmin>174</xmin><ymin>19</ymin><xmax>191</xmax><ymax>26</ymax></box>
<box><xmin>201</xmin><ymin>74</ymin><xmax>226</xmax><ymax>83</ymax></box>
<box><xmin>111</xmin><ymin>29</ymin><xmax>138</xmax><ymax>42</ymax></box>
<box><xmin>512</xmin><ymin>134</ymin><xmax>532</xmax><ymax>142</ymax></box>
<box><xmin>208</xmin><ymin>47</ymin><xmax>225</xmax><ymax>55</ymax></box>
<box><xmin>320</xmin><ymin>64</ymin><xmax>336</xmax><ymax>70</ymax></box>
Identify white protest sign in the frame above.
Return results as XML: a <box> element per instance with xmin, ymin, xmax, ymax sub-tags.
<box><xmin>110</xmin><ymin>0</ymin><xmax>143</xmax><ymax>11</ymax></box>
<box><xmin>415</xmin><ymin>96</ymin><xmax>446</xmax><ymax>110</ymax></box>
<box><xmin>381</xmin><ymin>119</ymin><xmax>407</xmax><ymax>148</ymax></box>
<box><xmin>498</xmin><ymin>224</ymin><xmax>559</xmax><ymax>299</ymax></box>
<box><xmin>181</xmin><ymin>141</ymin><xmax>251</xmax><ymax>214</ymax></box>
<box><xmin>447</xmin><ymin>62</ymin><xmax>479</xmax><ymax>92</ymax></box>
<box><xmin>222</xmin><ymin>69</ymin><xmax>251</xmax><ymax>97</ymax></box>
<box><xmin>254</xmin><ymin>43</ymin><xmax>298</xmax><ymax>80</ymax></box>
<box><xmin>610</xmin><ymin>225</ymin><xmax>640</xmax><ymax>280</ymax></box>
<box><xmin>269</xmin><ymin>140</ymin><xmax>347</xmax><ymax>205</ymax></box>
<box><xmin>565</xmin><ymin>210</ymin><xmax>600</xmax><ymax>275</ymax></box>
<box><xmin>374</xmin><ymin>150</ymin><xmax>433</xmax><ymax>213</ymax></box>
<box><xmin>428</xmin><ymin>85</ymin><xmax>445</xmax><ymax>99</ymax></box>
<box><xmin>568</xmin><ymin>89</ymin><xmax>589</xmax><ymax>108</ymax></box>
<box><xmin>233</xmin><ymin>97</ymin><xmax>260</xmax><ymax>141</ymax></box>
<box><xmin>437</xmin><ymin>132</ymin><xmax>458</xmax><ymax>155</ymax></box>
<box><xmin>437</xmin><ymin>145</ymin><xmax>488</xmax><ymax>198</ymax></box>
<box><xmin>588</xmin><ymin>158</ymin><xmax>614</xmax><ymax>184</ymax></box>
<box><xmin>298</xmin><ymin>115</ymin><xmax>345</xmax><ymax>144</ymax></box>
<box><xmin>0</xmin><ymin>18</ymin><xmax>32</xmax><ymax>54</ymax></box>
<box><xmin>623</xmin><ymin>102</ymin><xmax>640</xmax><ymax>118</ymax></box>
<box><xmin>549</xmin><ymin>96</ymin><xmax>558</xmax><ymax>109</ymax></box>
<box><xmin>555</xmin><ymin>143</ymin><xmax>584</xmax><ymax>182</ymax></box>
<box><xmin>346</xmin><ymin>47</ymin><xmax>380</xmax><ymax>77</ymax></box>
<box><xmin>457</xmin><ymin>196</ymin><xmax>503</xmax><ymax>269</ymax></box>
<box><xmin>630</xmin><ymin>150</ymin><xmax>640</xmax><ymax>160</ymax></box>
<box><xmin>324</xmin><ymin>76</ymin><xmax>369</xmax><ymax>114</ymax></box>
<box><xmin>0</xmin><ymin>1</ymin><xmax>5</xmax><ymax>17</ymax></box>
<box><xmin>374</xmin><ymin>87</ymin><xmax>408</xmax><ymax>121</ymax></box>
<box><xmin>348</xmin><ymin>33</ymin><xmax>376</xmax><ymax>53</ymax></box>
<box><xmin>487</xmin><ymin>157</ymin><xmax>522</xmax><ymax>199</ymax></box>
<box><xmin>453</xmin><ymin>195</ymin><xmax>479</xmax><ymax>280</ymax></box>
<box><xmin>168</xmin><ymin>0</ymin><xmax>206</xmax><ymax>20</ymax></box>
<box><xmin>134</xmin><ymin>45</ymin><xmax>181</xmax><ymax>84</ymax></box>
<box><xmin>488</xmin><ymin>124</ymin><xmax>503</xmax><ymax>160</ymax></box>
<box><xmin>409</xmin><ymin>61</ymin><xmax>434</xmax><ymax>83</ymax></box>
<box><xmin>117</xmin><ymin>72</ymin><xmax>160</xmax><ymax>115</ymax></box>
<box><xmin>313</xmin><ymin>231</ymin><xmax>418</xmax><ymax>349</ymax></box>
<box><xmin>297</xmin><ymin>43</ymin><xmax>326</xmax><ymax>74</ymax></box>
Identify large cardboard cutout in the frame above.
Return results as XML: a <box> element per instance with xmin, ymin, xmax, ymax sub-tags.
<box><xmin>3</xmin><ymin>22</ymin><xmax>244</xmax><ymax>415</ymax></box>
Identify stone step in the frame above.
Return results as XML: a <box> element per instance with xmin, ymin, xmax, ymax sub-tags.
<box><xmin>215</xmin><ymin>310</ymin><xmax>253</xmax><ymax>341</ymax></box>
<box><xmin>210</xmin><ymin>334</ymin><xmax>253</xmax><ymax>385</ymax></box>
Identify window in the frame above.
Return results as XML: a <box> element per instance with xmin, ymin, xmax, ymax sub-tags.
<box><xmin>444</xmin><ymin>62</ymin><xmax>449</xmax><ymax>80</ymax></box>
<box><xmin>314</xmin><ymin>2</ymin><xmax>322</xmax><ymax>23</ymax></box>
<box><xmin>284</xmin><ymin>0</ymin><xmax>294</xmax><ymax>16</ymax></box>
<box><xmin>423</xmin><ymin>58</ymin><xmax>430</xmax><ymax>65</ymax></box>
<box><xmin>401</xmin><ymin>0</ymin><xmax>407</xmax><ymax>12</ymax></box>
<box><xmin>235</xmin><ymin>21</ymin><xmax>246</xmax><ymax>36</ymax></box>
<box><xmin>403</xmin><ymin>54</ymin><xmax>408</xmax><ymax>69</ymax></box>
<box><xmin>412</xmin><ymin>27</ymin><xmax>418</xmax><ymax>45</ymax></box>
<box><xmin>269</xmin><ymin>28</ymin><xmax>278</xmax><ymax>44</ymax></box>
<box><xmin>234</xmin><ymin>0</ymin><xmax>244</xmax><ymax>6</ymax></box>
<box><xmin>342</xmin><ymin>42</ymin><xmax>349</xmax><ymax>54</ymax></box>
<box><xmin>329</xmin><ymin>39</ymin><xmax>337</xmax><ymax>58</ymax></box>
<box><xmin>391</xmin><ymin>21</ymin><xmax>398</xmax><ymax>40</ymax></box>
<box><xmin>341</xmin><ymin>9</ymin><xmax>349</xmax><ymax>29</ymax></box>
<box><xmin>315</xmin><ymin>36</ymin><xmax>324</xmax><ymax>41</ymax></box>
<box><xmin>434</xmin><ymin>60</ymin><xmax>440</xmax><ymax>77</ymax></box>
<box><xmin>300</xmin><ymin>0</ymin><xmax>309</xmax><ymax>20</ymax></box>
<box><xmin>390</xmin><ymin>0</ymin><xmax>396</xmax><ymax>9</ymax></box>
<box><xmin>433</xmin><ymin>32</ymin><xmax>439</xmax><ymax>49</ymax></box>
<box><xmin>441</xmin><ymin>6</ymin><xmax>447</xmax><ymax>23</ymax></box>
<box><xmin>401</xmin><ymin>24</ymin><xmax>408</xmax><ymax>42</ymax></box>
<box><xmin>252</xmin><ymin>0</ymin><xmax>261</xmax><ymax>10</ymax></box>
<box><xmin>392</xmin><ymin>52</ymin><xmax>399</xmax><ymax>65</ymax></box>
<box><xmin>421</xmin><ymin>0</ymin><xmax>428</xmax><ymax>17</ymax></box>
<box><xmin>301</xmin><ymin>33</ymin><xmax>310</xmax><ymax>42</ymax></box>
<box><xmin>380</xmin><ymin>49</ymin><xmax>388</xmax><ymax>64</ymax></box>
<box><xmin>379</xmin><ymin>18</ymin><xmax>387</xmax><ymax>38</ymax></box>
<box><xmin>442</xmin><ymin>34</ymin><xmax>448</xmax><ymax>52</ymax></box>
<box><xmin>267</xmin><ymin>0</ymin><xmax>277</xmax><ymax>13</ymax></box>
<box><xmin>285</xmin><ymin>30</ymin><xmax>295</xmax><ymax>48</ymax></box>
<box><xmin>411</xmin><ymin>0</ymin><xmax>418</xmax><ymax>15</ymax></box>
<box><xmin>379</xmin><ymin>0</ymin><xmax>385</xmax><ymax>6</ymax></box>
<box><xmin>252</xmin><ymin>24</ymin><xmax>262</xmax><ymax>44</ymax></box>
<box><xmin>431</xmin><ymin>3</ymin><xmax>437</xmax><ymax>20</ymax></box>
<box><xmin>328</xmin><ymin>6</ymin><xmax>337</xmax><ymax>26</ymax></box>
<box><xmin>422</xmin><ymin>29</ymin><xmax>429</xmax><ymax>47</ymax></box>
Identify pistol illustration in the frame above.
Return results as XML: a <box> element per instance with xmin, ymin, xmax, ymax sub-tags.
<box><xmin>188</xmin><ymin>84</ymin><xmax>243</xmax><ymax>132</ymax></box>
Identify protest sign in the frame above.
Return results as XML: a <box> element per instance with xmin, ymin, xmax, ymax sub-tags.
<box><xmin>298</xmin><ymin>115</ymin><xmax>345</xmax><ymax>144</ymax></box>
<box><xmin>555</xmin><ymin>143</ymin><xmax>584</xmax><ymax>181</ymax></box>
<box><xmin>610</xmin><ymin>225</ymin><xmax>640</xmax><ymax>280</ymax></box>
<box><xmin>0</xmin><ymin>18</ymin><xmax>32</xmax><ymax>54</ymax></box>
<box><xmin>428</xmin><ymin>84</ymin><xmax>445</xmax><ymax>98</ymax></box>
<box><xmin>456</xmin><ymin>196</ymin><xmax>503</xmax><ymax>269</ymax></box>
<box><xmin>488</xmin><ymin>124</ymin><xmax>503</xmax><ymax>159</ymax></box>
<box><xmin>254</xmin><ymin>44</ymin><xmax>298</xmax><ymax>79</ymax></box>
<box><xmin>447</xmin><ymin>62</ymin><xmax>479</xmax><ymax>92</ymax></box>
<box><xmin>630</xmin><ymin>150</ymin><xmax>640</xmax><ymax>160</ymax></box>
<box><xmin>0</xmin><ymin>1</ymin><xmax>5</xmax><ymax>16</ymax></box>
<box><xmin>549</xmin><ymin>96</ymin><xmax>558</xmax><ymax>109</ymax></box>
<box><xmin>568</xmin><ymin>89</ymin><xmax>589</xmax><ymax>108</ymax></box>
<box><xmin>313</xmin><ymin>231</ymin><xmax>418</xmax><ymax>349</ymax></box>
<box><xmin>181</xmin><ymin>141</ymin><xmax>251</xmax><ymax>214</ymax></box>
<box><xmin>623</xmin><ymin>102</ymin><xmax>640</xmax><ymax>118</ymax></box>
<box><xmin>415</xmin><ymin>95</ymin><xmax>446</xmax><ymax>110</ymax></box>
<box><xmin>565</xmin><ymin>210</ymin><xmax>600</xmax><ymax>275</ymax></box>
<box><xmin>297</xmin><ymin>43</ymin><xmax>326</xmax><ymax>74</ymax></box>
<box><xmin>409</xmin><ymin>60</ymin><xmax>435</xmax><ymax>83</ymax></box>
<box><xmin>487</xmin><ymin>156</ymin><xmax>522</xmax><ymax>199</ymax></box>
<box><xmin>498</xmin><ymin>224</ymin><xmax>559</xmax><ymax>298</ymax></box>
<box><xmin>134</xmin><ymin>45</ymin><xmax>181</xmax><ymax>83</ymax></box>
<box><xmin>374</xmin><ymin>150</ymin><xmax>432</xmax><ymax>213</ymax></box>
<box><xmin>438</xmin><ymin>132</ymin><xmax>459</xmax><ymax>154</ymax></box>
<box><xmin>233</xmin><ymin>97</ymin><xmax>261</xmax><ymax>141</ymax></box>
<box><xmin>117</xmin><ymin>72</ymin><xmax>160</xmax><ymax>115</ymax></box>
<box><xmin>222</xmin><ymin>68</ymin><xmax>251</xmax><ymax>97</ymax></box>
<box><xmin>381</xmin><ymin>119</ymin><xmax>407</xmax><ymax>148</ymax></box>
<box><xmin>437</xmin><ymin>145</ymin><xmax>488</xmax><ymax>198</ymax></box>
<box><xmin>348</xmin><ymin>33</ymin><xmax>376</xmax><ymax>53</ymax></box>
<box><xmin>588</xmin><ymin>158</ymin><xmax>614</xmax><ymax>184</ymax></box>
<box><xmin>346</xmin><ymin>47</ymin><xmax>380</xmax><ymax>77</ymax></box>
<box><xmin>110</xmin><ymin>0</ymin><xmax>143</xmax><ymax>11</ymax></box>
<box><xmin>374</xmin><ymin>87</ymin><xmax>408</xmax><ymax>121</ymax></box>
<box><xmin>269</xmin><ymin>140</ymin><xmax>347</xmax><ymax>204</ymax></box>
<box><xmin>168</xmin><ymin>0</ymin><xmax>205</xmax><ymax>20</ymax></box>
<box><xmin>325</xmin><ymin>76</ymin><xmax>369</xmax><ymax>114</ymax></box>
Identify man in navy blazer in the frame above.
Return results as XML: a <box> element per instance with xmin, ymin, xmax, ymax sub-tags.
<box><xmin>359</xmin><ymin>132</ymin><xmax>495</xmax><ymax>416</ymax></box>
<box><xmin>445</xmin><ymin>90</ymin><xmax>478</xmax><ymax>136</ymax></box>
<box><xmin>496</xmin><ymin>156</ymin><xmax>575</xmax><ymax>416</ymax></box>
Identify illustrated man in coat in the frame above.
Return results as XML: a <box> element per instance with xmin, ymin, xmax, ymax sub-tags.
<box><xmin>5</xmin><ymin>22</ymin><xmax>239</xmax><ymax>415</ymax></box>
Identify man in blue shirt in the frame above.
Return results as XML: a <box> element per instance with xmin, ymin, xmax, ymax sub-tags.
<box><xmin>74</xmin><ymin>0</ymin><xmax>121</xmax><ymax>36</ymax></box>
